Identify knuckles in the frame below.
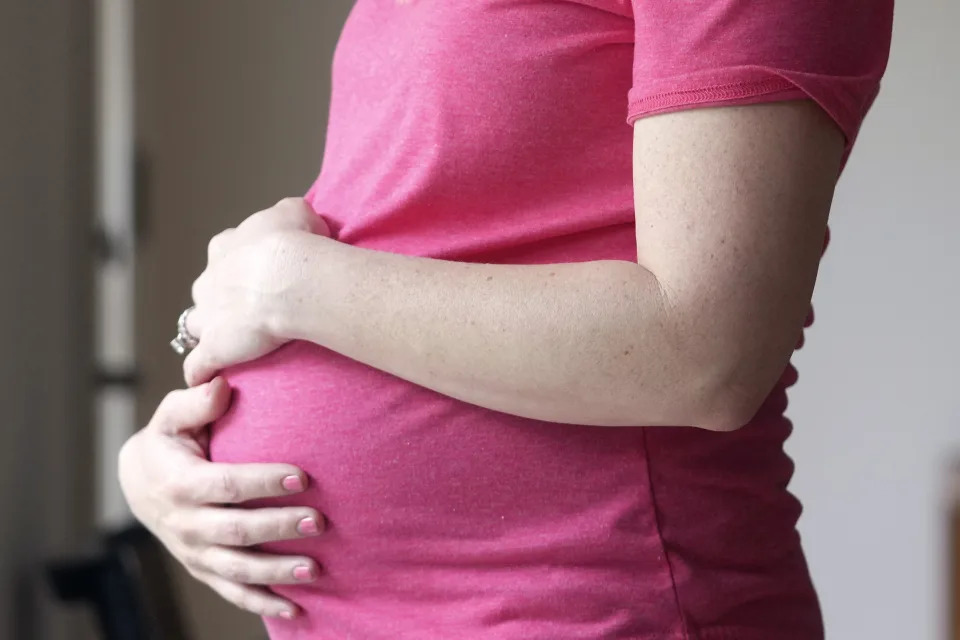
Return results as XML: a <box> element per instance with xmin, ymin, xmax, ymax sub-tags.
<box><xmin>190</xmin><ymin>273</ymin><xmax>207</xmax><ymax>305</ymax></box>
<box><xmin>164</xmin><ymin>474</ymin><xmax>194</xmax><ymax>503</ymax></box>
<box><xmin>183</xmin><ymin>548</ymin><xmax>206</xmax><ymax>572</ymax></box>
<box><xmin>221</xmin><ymin>519</ymin><xmax>251</xmax><ymax>547</ymax></box>
<box><xmin>274</xmin><ymin>197</ymin><xmax>315</xmax><ymax>229</ymax></box>
<box><xmin>215</xmin><ymin>469</ymin><xmax>243</xmax><ymax>504</ymax></box>
<box><xmin>276</xmin><ymin>196</ymin><xmax>307</xmax><ymax>211</ymax></box>
<box><xmin>169</xmin><ymin>514</ymin><xmax>200</xmax><ymax>546</ymax></box>
<box><xmin>222</xmin><ymin>561</ymin><xmax>251</xmax><ymax>584</ymax></box>
<box><xmin>207</xmin><ymin>233</ymin><xmax>224</xmax><ymax>261</ymax></box>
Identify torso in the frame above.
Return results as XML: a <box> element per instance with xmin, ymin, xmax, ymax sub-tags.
<box><xmin>210</xmin><ymin>2</ymin><xmax>822</xmax><ymax>638</ymax></box>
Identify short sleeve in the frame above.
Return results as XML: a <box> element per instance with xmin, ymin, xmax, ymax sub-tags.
<box><xmin>627</xmin><ymin>0</ymin><xmax>894</xmax><ymax>153</ymax></box>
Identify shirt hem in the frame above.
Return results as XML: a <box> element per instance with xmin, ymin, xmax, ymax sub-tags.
<box><xmin>627</xmin><ymin>627</ymin><xmax>821</xmax><ymax>640</ymax></box>
<box><xmin>626</xmin><ymin>77</ymin><xmax>807</xmax><ymax>124</ymax></box>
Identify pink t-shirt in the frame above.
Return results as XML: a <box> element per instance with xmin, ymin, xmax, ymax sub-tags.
<box><xmin>210</xmin><ymin>2</ymin><xmax>892</xmax><ymax>638</ymax></box>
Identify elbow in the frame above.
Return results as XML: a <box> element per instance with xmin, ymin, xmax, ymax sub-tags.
<box><xmin>669</xmin><ymin>329</ymin><xmax>796</xmax><ymax>433</ymax></box>
<box><xmin>688</xmin><ymin>366</ymin><xmax>779</xmax><ymax>433</ymax></box>
<box><xmin>695</xmin><ymin>393</ymin><xmax>764</xmax><ymax>432</ymax></box>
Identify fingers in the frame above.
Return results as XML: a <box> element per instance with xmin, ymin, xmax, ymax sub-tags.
<box><xmin>152</xmin><ymin>378</ymin><xmax>232</xmax><ymax>436</ymax></box>
<box><xmin>207</xmin><ymin>228</ymin><xmax>237</xmax><ymax>263</ymax></box>
<box><xmin>188</xmin><ymin>547</ymin><xmax>320</xmax><ymax>587</ymax></box>
<box><xmin>190</xmin><ymin>271</ymin><xmax>207</xmax><ymax>308</ymax></box>
<box><xmin>198</xmin><ymin>571</ymin><xmax>301</xmax><ymax>620</ymax></box>
<box><xmin>183</xmin><ymin>304</ymin><xmax>206</xmax><ymax>343</ymax></box>
<box><xmin>183</xmin><ymin>342</ymin><xmax>223</xmax><ymax>387</ymax></box>
<box><xmin>173</xmin><ymin>506</ymin><xmax>324</xmax><ymax>548</ymax></box>
<box><xmin>175</xmin><ymin>460</ymin><xmax>310</xmax><ymax>504</ymax></box>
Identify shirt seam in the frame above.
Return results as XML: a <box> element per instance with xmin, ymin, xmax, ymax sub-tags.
<box><xmin>627</xmin><ymin>77</ymin><xmax>803</xmax><ymax>123</ymax></box>
<box><xmin>639</xmin><ymin>429</ymin><xmax>691</xmax><ymax>640</ymax></box>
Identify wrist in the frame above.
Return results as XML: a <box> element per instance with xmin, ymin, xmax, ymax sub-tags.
<box><xmin>261</xmin><ymin>230</ymin><xmax>341</xmax><ymax>345</ymax></box>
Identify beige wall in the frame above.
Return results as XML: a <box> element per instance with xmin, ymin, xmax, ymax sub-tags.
<box><xmin>0</xmin><ymin>1</ymin><xmax>96</xmax><ymax>639</ymax></box>
<box><xmin>134</xmin><ymin>2</ymin><xmax>354</xmax><ymax>637</ymax></box>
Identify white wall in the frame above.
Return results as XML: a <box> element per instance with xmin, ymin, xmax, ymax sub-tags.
<box><xmin>785</xmin><ymin>1</ymin><xmax>960</xmax><ymax>638</ymax></box>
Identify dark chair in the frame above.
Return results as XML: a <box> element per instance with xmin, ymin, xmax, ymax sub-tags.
<box><xmin>46</xmin><ymin>524</ymin><xmax>192</xmax><ymax>640</ymax></box>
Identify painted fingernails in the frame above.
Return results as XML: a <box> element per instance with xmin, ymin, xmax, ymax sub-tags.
<box><xmin>282</xmin><ymin>475</ymin><xmax>305</xmax><ymax>492</ymax></box>
<box><xmin>297</xmin><ymin>517</ymin><xmax>320</xmax><ymax>536</ymax></box>
<box><xmin>293</xmin><ymin>565</ymin><xmax>316</xmax><ymax>582</ymax></box>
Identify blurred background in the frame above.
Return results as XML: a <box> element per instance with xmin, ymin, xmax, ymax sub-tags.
<box><xmin>1</xmin><ymin>1</ymin><xmax>958</xmax><ymax>639</ymax></box>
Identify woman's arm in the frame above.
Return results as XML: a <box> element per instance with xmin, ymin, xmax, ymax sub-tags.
<box><xmin>187</xmin><ymin>101</ymin><xmax>844</xmax><ymax>430</ymax></box>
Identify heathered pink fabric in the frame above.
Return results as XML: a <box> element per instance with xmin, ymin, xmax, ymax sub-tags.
<box><xmin>209</xmin><ymin>2</ymin><xmax>892</xmax><ymax>638</ymax></box>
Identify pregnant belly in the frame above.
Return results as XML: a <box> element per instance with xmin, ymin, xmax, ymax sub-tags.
<box><xmin>209</xmin><ymin>341</ymin><xmax>676</xmax><ymax>638</ymax></box>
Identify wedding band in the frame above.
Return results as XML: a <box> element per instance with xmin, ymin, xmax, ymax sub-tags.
<box><xmin>170</xmin><ymin>306</ymin><xmax>199</xmax><ymax>356</ymax></box>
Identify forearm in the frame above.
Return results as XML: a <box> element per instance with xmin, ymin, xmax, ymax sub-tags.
<box><xmin>271</xmin><ymin>234</ymin><xmax>732</xmax><ymax>428</ymax></box>
<box><xmin>189</xmin><ymin>105</ymin><xmax>837</xmax><ymax>429</ymax></box>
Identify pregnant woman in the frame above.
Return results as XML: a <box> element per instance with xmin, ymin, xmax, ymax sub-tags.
<box><xmin>119</xmin><ymin>2</ymin><xmax>893</xmax><ymax>639</ymax></box>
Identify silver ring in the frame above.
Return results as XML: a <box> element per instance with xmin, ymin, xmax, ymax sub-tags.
<box><xmin>170</xmin><ymin>306</ymin><xmax>199</xmax><ymax>356</ymax></box>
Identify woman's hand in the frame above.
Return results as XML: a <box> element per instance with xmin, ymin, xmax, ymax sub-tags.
<box><xmin>183</xmin><ymin>197</ymin><xmax>331</xmax><ymax>387</ymax></box>
<box><xmin>118</xmin><ymin>377</ymin><xmax>325</xmax><ymax>620</ymax></box>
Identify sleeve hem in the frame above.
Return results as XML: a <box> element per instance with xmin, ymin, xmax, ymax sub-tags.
<box><xmin>626</xmin><ymin>77</ymin><xmax>803</xmax><ymax>125</ymax></box>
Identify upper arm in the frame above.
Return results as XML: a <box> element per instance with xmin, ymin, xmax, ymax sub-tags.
<box><xmin>626</xmin><ymin>0</ymin><xmax>893</xmax><ymax>427</ymax></box>
<box><xmin>632</xmin><ymin>101</ymin><xmax>843</xmax><ymax>425</ymax></box>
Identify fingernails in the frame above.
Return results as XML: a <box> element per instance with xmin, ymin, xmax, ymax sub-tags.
<box><xmin>297</xmin><ymin>517</ymin><xmax>320</xmax><ymax>536</ymax></box>
<box><xmin>279</xmin><ymin>609</ymin><xmax>297</xmax><ymax>620</ymax></box>
<box><xmin>293</xmin><ymin>565</ymin><xmax>315</xmax><ymax>582</ymax></box>
<box><xmin>282</xmin><ymin>475</ymin><xmax>304</xmax><ymax>492</ymax></box>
